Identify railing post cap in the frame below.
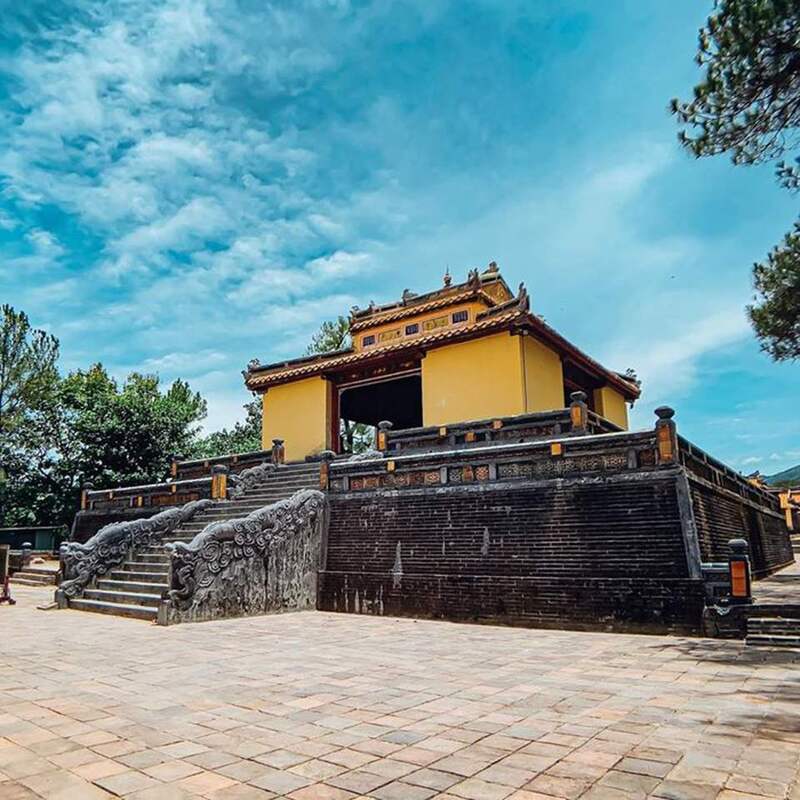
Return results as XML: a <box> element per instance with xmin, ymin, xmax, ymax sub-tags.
<box><xmin>82</xmin><ymin>481</ymin><xmax>94</xmax><ymax>490</ymax></box>
<box><xmin>320</xmin><ymin>450</ymin><xmax>336</xmax><ymax>462</ymax></box>
<box><xmin>272</xmin><ymin>438</ymin><xmax>284</xmax><ymax>446</ymax></box>
<box><xmin>569</xmin><ymin>391</ymin><xmax>587</xmax><ymax>403</ymax></box>
<box><xmin>377</xmin><ymin>420</ymin><xmax>393</xmax><ymax>431</ymax></box>
<box><xmin>211</xmin><ymin>464</ymin><xmax>229</xmax><ymax>475</ymax></box>
<box><xmin>728</xmin><ymin>538</ymin><xmax>749</xmax><ymax>555</ymax></box>
<box><xmin>654</xmin><ymin>406</ymin><xmax>675</xmax><ymax>421</ymax></box>
<box><xmin>21</xmin><ymin>542</ymin><xmax>32</xmax><ymax>549</ymax></box>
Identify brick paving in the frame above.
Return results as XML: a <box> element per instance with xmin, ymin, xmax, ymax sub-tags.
<box><xmin>2</xmin><ymin>586</ymin><xmax>800</xmax><ymax>800</ymax></box>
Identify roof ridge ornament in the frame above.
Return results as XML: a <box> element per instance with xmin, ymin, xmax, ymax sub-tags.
<box><xmin>467</xmin><ymin>268</ymin><xmax>481</xmax><ymax>290</ymax></box>
<box><xmin>443</xmin><ymin>267</ymin><xmax>452</xmax><ymax>287</ymax></box>
<box><xmin>517</xmin><ymin>282</ymin><xmax>530</xmax><ymax>311</ymax></box>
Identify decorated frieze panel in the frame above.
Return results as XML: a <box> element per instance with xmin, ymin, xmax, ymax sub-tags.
<box><xmin>152</xmin><ymin>492</ymin><xmax>201</xmax><ymax>507</ymax></box>
<box><xmin>335</xmin><ymin>358</ymin><xmax>420</xmax><ymax>387</ymax></box>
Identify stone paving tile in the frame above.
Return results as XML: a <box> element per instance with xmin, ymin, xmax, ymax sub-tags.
<box><xmin>4</xmin><ymin>586</ymin><xmax>800</xmax><ymax>800</ymax></box>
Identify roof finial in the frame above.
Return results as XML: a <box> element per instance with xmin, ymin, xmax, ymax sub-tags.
<box><xmin>517</xmin><ymin>282</ymin><xmax>530</xmax><ymax>311</ymax></box>
<box><xmin>443</xmin><ymin>267</ymin><xmax>452</xmax><ymax>287</ymax></box>
<box><xmin>487</xmin><ymin>260</ymin><xmax>498</xmax><ymax>273</ymax></box>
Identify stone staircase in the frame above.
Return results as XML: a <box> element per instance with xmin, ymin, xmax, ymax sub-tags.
<box><xmin>746</xmin><ymin>616</ymin><xmax>800</xmax><ymax>649</ymax></box>
<box><xmin>66</xmin><ymin>462</ymin><xmax>321</xmax><ymax>621</ymax></box>
<box><xmin>11</xmin><ymin>566</ymin><xmax>59</xmax><ymax>587</ymax></box>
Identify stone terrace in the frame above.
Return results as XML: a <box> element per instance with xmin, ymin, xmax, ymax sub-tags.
<box><xmin>2</xmin><ymin>586</ymin><xmax>800</xmax><ymax>800</ymax></box>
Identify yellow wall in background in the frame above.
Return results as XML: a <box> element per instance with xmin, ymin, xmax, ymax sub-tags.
<box><xmin>521</xmin><ymin>335</ymin><xmax>564</xmax><ymax>412</ymax></box>
<box><xmin>262</xmin><ymin>377</ymin><xmax>330</xmax><ymax>462</ymax></box>
<box><xmin>421</xmin><ymin>333</ymin><xmax>526</xmax><ymax>426</ymax></box>
<box><xmin>593</xmin><ymin>385</ymin><xmax>629</xmax><ymax>430</ymax></box>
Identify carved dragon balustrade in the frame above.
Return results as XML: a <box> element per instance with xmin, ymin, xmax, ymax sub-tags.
<box><xmin>56</xmin><ymin>499</ymin><xmax>214</xmax><ymax>604</ymax></box>
<box><xmin>159</xmin><ymin>489</ymin><xmax>327</xmax><ymax>625</ymax></box>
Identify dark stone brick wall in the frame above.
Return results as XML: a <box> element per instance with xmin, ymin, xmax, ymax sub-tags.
<box><xmin>690</xmin><ymin>479</ymin><xmax>793</xmax><ymax>577</ymax></box>
<box><xmin>320</xmin><ymin>473</ymin><xmax>705</xmax><ymax>633</ymax></box>
<box><xmin>319</xmin><ymin>573</ymin><xmax>706</xmax><ymax>635</ymax></box>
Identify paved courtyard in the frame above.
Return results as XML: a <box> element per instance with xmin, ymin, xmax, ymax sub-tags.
<box><xmin>2</xmin><ymin>586</ymin><xmax>799</xmax><ymax>800</ymax></box>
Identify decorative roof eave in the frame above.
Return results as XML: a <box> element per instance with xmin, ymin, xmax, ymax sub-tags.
<box><xmin>245</xmin><ymin>306</ymin><xmax>640</xmax><ymax>399</ymax></box>
<box><xmin>512</xmin><ymin>314</ymin><xmax>640</xmax><ymax>400</ymax></box>
<box><xmin>245</xmin><ymin>309</ymin><xmax>524</xmax><ymax>390</ymax></box>
<box><xmin>348</xmin><ymin>288</ymin><xmax>497</xmax><ymax>333</ymax></box>
<box><xmin>349</xmin><ymin>271</ymin><xmax>513</xmax><ymax>325</ymax></box>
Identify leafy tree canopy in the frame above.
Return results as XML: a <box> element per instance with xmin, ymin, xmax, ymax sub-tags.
<box><xmin>0</xmin><ymin>304</ymin><xmax>59</xmax><ymax>436</ymax></box>
<box><xmin>306</xmin><ymin>315</ymin><xmax>350</xmax><ymax>355</ymax></box>
<box><xmin>191</xmin><ymin>398</ymin><xmax>262</xmax><ymax>458</ymax></box>
<box><xmin>672</xmin><ymin>0</ymin><xmax>800</xmax><ymax>360</ymax></box>
<box><xmin>3</xmin><ymin>356</ymin><xmax>207</xmax><ymax>528</ymax></box>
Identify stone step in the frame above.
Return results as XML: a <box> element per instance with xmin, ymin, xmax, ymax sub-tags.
<box><xmin>97</xmin><ymin>579</ymin><xmax>167</xmax><ymax>594</ymax></box>
<box><xmin>745</xmin><ymin>634</ymin><xmax>800</xmax><ymax>648</ymax></box>
<box><xmin>84</xmin><ymin>588</ymin><xmax>163</xmax><ymax>606</ymax></box>
<box><xmin>17</xmin><ymin>566</ymin><xmax>59</xmax><ymax>576</ymax></box>
<box><xmin>11</xmin><ymin>576</ymin><xmax>55</xmax><ymax>586</ymax></box>
<box><xmin>68</xmin><ymin>598</ymin><xmax>158</xmax><ymax>621</ymax></box>
<box><xmin>136</xmin><ymin>554</ymin><xmax>169</xmax><ymax>563</ymax></box>
<box><xmin>110</xmin><ymin>569</ymin><xmax>170</xmax><ymax>583</ymax></box>
<box><xmin>747</xmin><ymin>617</ymin><xmax>800</xmax><ymax>636</ymax></box>
<box><xmin>11</xmin><ymin>571</ymin><xmax>58</xmax><ymax>585</ymax></box>
<box><xmin>122</xmin><ymin>561</ymin><xmax>169</xmax><ymax>572</ymax></box>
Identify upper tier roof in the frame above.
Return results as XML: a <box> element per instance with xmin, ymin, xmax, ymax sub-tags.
<box><xmin>244</xmin><ymin>266</ymin><xmax>641</xmax><ymax>401</ymax></box>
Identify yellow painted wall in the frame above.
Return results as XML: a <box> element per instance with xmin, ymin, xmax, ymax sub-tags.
<box><xmin>354</xmin><ymin>300</ymin><xmax>490</xmax><ymax>351</ymax></box>
<box><xmin>262</xmin><ymin>377</ymin><xmax>330</xmax><ymax>462</ymax></box>
<box><xmin>421</xmin><ymin>333</ymin><xmax>526</xmax><ymax>426</ymax></box>
<box><xmin>593</xmin><ymin>386</ymin><xmax>629</xmax><ymax>430</ymax></box>
<box><xmin>521</xmin><ymin>335</ymin><xmax>564</xmax><ymax>413</ymax></box>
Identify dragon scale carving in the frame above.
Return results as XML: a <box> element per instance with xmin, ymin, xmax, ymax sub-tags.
<box><xmin>162</xmin><ymin>489</ymin><xmax>327</xmax><ymax>624</ymax></box>
<box><xmin>58</xmin><ymin>499</ymin><xmax>214</xmax><ymax>599</ymax></box>
<box><xmin>228</xmin><ymin>461</ymin><xmax>277</xmax><ymax>498</ymax></box>
<box><xmin>347</xmin><ymin>449</ymin><xmax>383</xmax><ymax>462</ymax></box>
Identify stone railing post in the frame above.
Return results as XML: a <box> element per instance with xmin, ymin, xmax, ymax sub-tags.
<box><xmin>271</xmin><ymin>438</ymin><xmax>285</xmax><ymax>465</ymax></box>
<box><xmin>377</xmin><ymin>420</ymin><xmax>393</xmax><ymax>453</ymax></box>
<box><xmin>654</xmin><ymin>406</ymin><xmax>678</xmax><ymax>464</ymax></box>
<box><xmin>569</xmin><ymin>391</ymin><xmax>588</xmax><ymax>433</ymax></box>
<box><xmin>727</xmin><ymin>538</ymin><xmax>752</xmax><ymax>604</ymax></box>
<box><xmin>168</xmin><ymin>454</ymin><xmax>181</xmax><ymax>479</ymax></box>
<box><xmin>319</xmin><ymin>450</ymin><xmax>336</xmax><ymax>490</ymax></box>
<box><xmin>211</xmin><ymin>465</ymin><xmax>229</xmax><ymax>500</ymax></box>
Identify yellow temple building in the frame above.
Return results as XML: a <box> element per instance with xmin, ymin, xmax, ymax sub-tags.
<box><xmin>244</xmin><ymin>264</ymin><xmax>641</xmax><ymax>461</ymax></box>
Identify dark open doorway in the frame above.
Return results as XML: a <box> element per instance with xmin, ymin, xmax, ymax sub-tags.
<box><xmin>336</xmin><ymin>372</ymin><xmax>423</xmax><ymax>453</ymax></box>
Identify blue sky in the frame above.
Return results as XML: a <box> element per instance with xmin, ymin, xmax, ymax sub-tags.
<box><xmin>1</xmin><ymin>0</ymin><xmax>798</xmax><ymax>474</ymax></box>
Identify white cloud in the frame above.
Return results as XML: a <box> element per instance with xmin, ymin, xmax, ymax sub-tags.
<box><xmin>26</xmin><ymin>228</ymin><xmax>64</xmax><ymax>258</ymax></box>
<box><xmin>0</xmin><ymin>210</ymin><xmax>18</xmax><ymax>230</ymax></box>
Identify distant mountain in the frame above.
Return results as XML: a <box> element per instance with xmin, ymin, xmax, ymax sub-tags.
<box><xmin>766</xmin><ymin>464</ymin><xmax>800</xmax><ymax>487</ymax></box>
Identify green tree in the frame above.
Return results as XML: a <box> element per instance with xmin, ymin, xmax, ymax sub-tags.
<box><xmin>4</xmin><ymin>364</ymin><xmax>208</xmax><ymax>528</ymax></box>
<box><xmin>672</xmin><ymin>0</ymin><xmax>800</xmax><ymax>360</ymax></box>
<box><xmin>0</xmin><ymin>304</ymin><xmax>59</xmax><ymax>437</ymax></box>
<box><xmin>306</xmin><ymin>316</ymin><xmax>373</xmax><ymax>453</ymax></box>
<box><xmin>305</xmin><ymin>315</ymin><xmax>351</xmax><ymax>355</ymax></box>
<box><xmin>191</xmin><ymin>398</ymin><xmax>262</xmax><ymax>458</ymax></box>
<box><xmin>0</xmin><ymin>305</ymin><xmax>59</xmax><ymax>525</ymax></box>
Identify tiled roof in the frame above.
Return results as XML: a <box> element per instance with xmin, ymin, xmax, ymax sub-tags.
<box><xmin>246</xmin><ymin>306</ymin><xmax>640</xmax><ymax>399</ymax></box>
<box><xmin>246</xmin><ymin>309</ymin><xmax>525</xmax><ymax>389</ymax></box>
<box><xmin>348</xmin><ymin>289</ymin><xmax>494</xmax><ymax>333</ymax></box>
